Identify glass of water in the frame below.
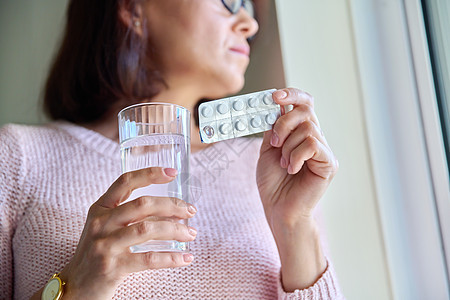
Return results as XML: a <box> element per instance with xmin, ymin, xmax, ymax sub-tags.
<box><xmin>118</xmin><ymin>102</ymin><xmax>191</xmax><ymax>253</ymax></box>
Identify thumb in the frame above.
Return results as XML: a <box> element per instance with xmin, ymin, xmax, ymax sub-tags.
<box><xmin>260</xmin><ymin>129</ymin><xmax>275</xmax><ymax>153</ymax></box>
<box><xmin>97</xmin><ymin>167</ymin><xmax>177</xmax><ymax>208</ymax></box>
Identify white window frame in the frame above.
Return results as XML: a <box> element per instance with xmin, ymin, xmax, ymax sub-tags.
<box><xmin>405</xmin><ymin>0</ymin><xmax>450</xmax><ymax>281</ymax></box>
<box><xmin>350</xmin><ymin>0</ymin><xmax>450</xmax><ymax>298</ymax></box>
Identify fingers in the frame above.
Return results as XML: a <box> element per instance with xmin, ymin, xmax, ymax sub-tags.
<box><xmin>110</xmin><ymin>196</ymin><xmax>197</xmax><ymax>226</ymax></box>
<box><xmin>272</xmin><ymin>88</ymin><xmax>314</xmax><ymax>108</ymax></box>
<box><xmin>268</xmin><ymin>88</ymin><xmax>336</xmax><ymax>177</ymax></box>
<box><xmin>122</xmin><ymin>251</ymin><xmax>195</xmax><ymax>273</ymax></box>
<box><xmin>270</xmin><ymin>105</ymin><xmax>322</xmax><ymax>148</ymax></box>
<box><xmin>287</xmin><ymin>136</ymin><xmax>336</xmax><ymax>178</ymax></box>
<box><xmin>97</xmin><ymin>167</ymin><xmax>178</xmax><ymax>208</ymax></box>
<box><xmin>280</xmin><ymin>121</ymin><xmax>325</xmax><ymax>169</ymax></box>
<box><xmin>109</xmin><ymin>220</ymin><xmax>197</xmax><ymax>251</ymax></box>
<box><xmin>71</xmin><ymin>167</ymin><xmax>198</xmax><ymax>287</ymax></box>
<box><xmin>260</xmin><ymin>88</ymin><xmax>317</xmax><ymax>153</ymax></box>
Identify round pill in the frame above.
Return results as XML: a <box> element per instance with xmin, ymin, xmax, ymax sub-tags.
<box><xmin>250</xmin><ymin>116</ymin><xmax>262</xmax><ymax>128</ymax></box>
<box><xmin>201</xmin><ymin>106</ymin><xmax>213</xmax><ymax>118</ymax></box>
<box><xmin>235</xmin><ymin>119</ymin><xmax>247</xmax><ymax>131</ymax></box>
<box><xmin>265</xmin><ymin>113</ymin><xmax>277</xmax><ymax>125</ymax></box>
<box><xmin>217</xmin><ymin>103</ymin><xmax>229</xmax><ymax>114</ymax></box>
<box><xmin>233</xmin><ymin>99</ymin><xmax>245</xmax><ymax>111</ymax></box>
<box><xmin>248</xmin><ymin>97</ymin><xmax>259</xmax><ymax>108</ymax></box>
<box><xmin>263</xmin><ymin>94</ymin><xmax>274</xmax><ymax>105</ymax></box>
<box><xmin>219</xmin><ymin>123</ymin><xmax>231</xmax><ymax>134</ymax></box>
<box><xmin>203</xmin><ymin>125</ymin><xmax>215</xmax><ymax>138</ymax></box>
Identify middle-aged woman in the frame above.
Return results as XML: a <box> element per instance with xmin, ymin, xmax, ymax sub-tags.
<box><xmin>0</xmin><ymin>0</ymin><xmax>344</xmax><ymax>299</ymax></box>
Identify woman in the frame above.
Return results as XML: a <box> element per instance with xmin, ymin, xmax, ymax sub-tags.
<box><xmin>0</xmin><ymin>0</ymin><xmax>343</xmax><ymax>299</ymax></box>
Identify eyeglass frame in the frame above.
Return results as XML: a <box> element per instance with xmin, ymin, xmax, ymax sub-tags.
<box><xmin>220</xmin><ymin>0</ymin><xmax>255</xmax><ymax>18</ymax></box>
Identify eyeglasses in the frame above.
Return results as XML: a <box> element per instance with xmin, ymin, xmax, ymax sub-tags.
<box><xmin>221</xmin><ymin>0</ymin><xmax>255</xmax><ymax>18</ymax></box>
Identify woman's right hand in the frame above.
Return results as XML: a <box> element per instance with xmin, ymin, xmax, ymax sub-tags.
<box><xmin>58</xmin><ymin>167</ymin><xmax>198</xmax><ymax>299</ymax></box>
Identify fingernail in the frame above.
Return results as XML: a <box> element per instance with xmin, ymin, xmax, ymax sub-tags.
<box><xmin>280</xmin><ymin>157</ymin><xmax>287</xmax><ymax>168</ymax></box>
<box><xmin>183</xmin><ymin>253</ymin><xmax>194</xmax><ymax>262</ymax></box>
<box><xmin>164</xmin><ymin>168</ymin><xmax>178</xmax><ymax>177</ymax></box>
<box><xmin>271</xmin><ymin>132</ymin><xmax>279</xmax><ymax>147</ymax></box>
<box><xmin>274</xmin><ymin>90</ymin><xmax>287</xmax><ymax>99</ymax></box>
<box><xmin>287</xmin><ymin>165</ymin><xmax>294</xmax><ymax>174</ymax></box>
<box><xmin>188</xmin><ymin>204</ymin><xmax>197</xmax><ymax>214</ymax></box>
<box><xmin>188</xmin><ymin>227</ymin><xmax>197</xmax><ymax>236</ymax></box>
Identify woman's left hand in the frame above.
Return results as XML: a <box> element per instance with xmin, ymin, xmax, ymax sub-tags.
<box><xmin>257</xmin><ymin>88</ymin><xmax>339</xmax><ymax>231</ymax></box>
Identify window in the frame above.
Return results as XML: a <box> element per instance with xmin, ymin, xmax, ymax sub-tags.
<box><xmin>422</xmin><ymin>0</ymin><xmax>450</xmax><ymax>175</ymax></box>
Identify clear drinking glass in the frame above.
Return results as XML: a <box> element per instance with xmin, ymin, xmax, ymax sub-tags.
<box><xmin>118</xmin><ymin>102</ymin><xmax>191</xmax><ymax>253</ymax></box>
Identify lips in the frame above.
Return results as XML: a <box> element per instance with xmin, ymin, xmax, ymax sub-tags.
<box><xmin>229</xmin><ymin>45</ymin><xmax>250</xmax><ymax>56</ymax></box>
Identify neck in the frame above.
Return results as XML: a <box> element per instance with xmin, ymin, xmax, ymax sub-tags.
<box><xmin>151</xmin><ymin>86</ymin><xmax>210</xmax><ymax>152</ymax></box>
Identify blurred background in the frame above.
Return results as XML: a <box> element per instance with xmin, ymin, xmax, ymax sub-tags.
<box><xmin>1</xmin><ymin>0</ymin><xmax>449</xmax><ymax>299</ymax></box>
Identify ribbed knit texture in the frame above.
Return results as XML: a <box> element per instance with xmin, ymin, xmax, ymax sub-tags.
<box><xmin>0</xmin><ymin>121</ymin><xmax>344</xmax><ymax>299</ymax></box>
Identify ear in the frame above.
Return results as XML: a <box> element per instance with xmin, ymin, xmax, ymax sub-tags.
<box><xmin>118</xmin><ymin>0</ymin><xmax>144</xmax><ymax>36</ymax></box>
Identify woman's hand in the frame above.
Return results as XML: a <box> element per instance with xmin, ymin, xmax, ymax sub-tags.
<box><xmin>256</xmin><ymin>88</ymin><xmax>338</xmax><ymax>290</ymax></box>
<box><xmin>257</xmin><ymin>87</ymin><xmax>338</xmax><ymax>229</ymax></box>
<box><xmin>58</xmin><ymin>167</ymin><xmax>197</xmax><ymax>299</ymax></box>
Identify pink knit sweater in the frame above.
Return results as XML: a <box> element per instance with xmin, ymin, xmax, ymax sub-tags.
<box><xmin>0</xmin><ymin>121</ymin><xmax>344</xmax><ymax>299</ymax></box>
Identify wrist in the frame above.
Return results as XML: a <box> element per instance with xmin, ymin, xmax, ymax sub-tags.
<box><xmin>271</xmin><ymin>212</ymin><xmax>317</xmax><ymax>238</ymax></box>
<box><xmin>271</xmin><ymin>214</ymin><xmax>326</xmax><ymax>291</ymax></box>
<box><xmin>57</xmin><ymin>266</ymin><xmax>75</xmax><ymax>300</ymax></box>
<box><xmin>57</xmin><ymin>263</ymin><xmax>120</xmax><ymax>300</ymax></box>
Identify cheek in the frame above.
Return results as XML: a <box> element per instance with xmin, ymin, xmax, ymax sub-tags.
<box><xmin>182</xmin><ymin>27</ymin><xmax>226</xmax><ymax>68</ymax></box>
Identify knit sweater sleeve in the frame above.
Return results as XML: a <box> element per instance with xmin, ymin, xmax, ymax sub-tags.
<box><xmin>0</xmin><ymin>125</ymin><xmax>27</xmax><ymax>299</ymax></box>
<box><xmin>277</xmin><ymin>258</ymin><xmax>345</xmax><ymax>299</ymax></box>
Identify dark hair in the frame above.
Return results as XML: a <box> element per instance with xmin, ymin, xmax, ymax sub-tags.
<box><xmin>43</xmin><ymin>0</ymin><xmax>165</xmax><ymax>124</ymax></box>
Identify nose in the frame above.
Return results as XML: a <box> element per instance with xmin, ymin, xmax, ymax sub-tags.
<box><xmin>233</xmin><ymin>8</ymin><xmax>259</xmax><ymax>39</ymax></box>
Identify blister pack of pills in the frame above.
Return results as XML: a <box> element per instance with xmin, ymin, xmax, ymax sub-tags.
<box><xmin>198</xmin><ymin>88</ymin><xmax>281</xmax><ymax>143</ymax></box>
